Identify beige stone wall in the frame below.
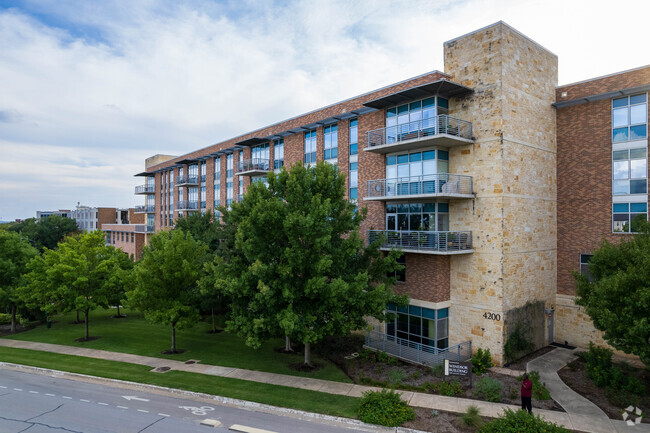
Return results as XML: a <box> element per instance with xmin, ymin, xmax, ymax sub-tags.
<box><xmin>554</xmin><ymin>294</ymin><xmax>638</xmax><ymax>361</ymax></box>
<box><xmin>444</xmin><ymin>22</ymin><xmax>558</xmax><ymax>365</ymax></box>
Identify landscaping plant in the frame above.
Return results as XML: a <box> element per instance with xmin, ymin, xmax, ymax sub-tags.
<box><xmin>473</xmin><ymin>376</ymin><xmax>502</xmax><ymax>402</ymax></box>
<box><xmin>478</xmin><ymin>408</ymin><xmax>570</xmax><ymax>433</ymax></box>
<box><xmin>517</xmin><ymin>370</ymin><xmax>551</xmax><ymax>400</ymax></box>
<box><xmin>358</xmin><ymin>389</ymin><xmax>415</xmax><ymax>427</ymax></box>
<box><xmin>460</xmin><ymin>405</ymin><xmax>484</xmax><ymax>429</ymax></box>
<box><xmin>471</xmin><ymin>348</ymin><xmax>493</xmax><ymax>375</ymax></box>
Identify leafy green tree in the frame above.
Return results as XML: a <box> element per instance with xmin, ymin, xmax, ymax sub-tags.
<box><xmin>9</xmin><ymin>216</ymin><xmax>80</xmax><ymax>251</ymax></box>
<box><xmin>575</xmin><ymin>221</ymin><xmax>650</xmax><ymax>365</ymax></box>
<box><xmin>0</xmin><ymin>230</ymin><xmax>39</xmax><ymax>333</ymax></box>
<box><xmin>22</xmin><ymin>231</ymin><xmax>126</xmax><ymax>340</ymax></box>
<box><xmin>174</xmin><ymin>210</ymin><xmax>222</xmax><ymax>253</ymax></box>
<box><xmin>128</xmin><ymin>230</ymin><xmax>208</xmax><ymax>353</ymax></box>
<box><xmin>105</xmin><ymin>250</ymin><xmax>134</xmax><ymax>318</ymax></box>
<box><xmin>209</xmin><ymin>162</ymin><xmax>406</xmax><ymax>366</ymax></box>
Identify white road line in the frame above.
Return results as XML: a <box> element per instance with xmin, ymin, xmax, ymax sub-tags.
<box><xmin>29</xmin><ymin>391</ymin><xmax>39</xmax><ymax>394</ymax></box>
<box><xmin>117</xmin><ymin>406</ymin><xmax>128</xmax><ymax>409</ymax></box>
<box><xmin>137</xmin><ymin>409</ymin><xmax>149</xmax><ymax>413</ymax></box>
<box><xmin>80</xmin><ymin>399</ymin><xmax>90</xmax><ymax>403</ymax></box>
<box><xmin>97</xmin><ymin>402</ymin><xmax>109</xmax><ymax>406</ymax></box>
<box><xmin>158</xmin><ymin>413</ymin><xmax>170</xmax><ymax>417</ymax></box>
<box><xmin>13</xmin><ymin>388</ymin><xmax>22</xmax><ymax>391</ymax></box>
<box><xmin>0</xmin><ymin>386</ymin><xmax>7</xmax><ymax>389</ymax></box>
<box><xmin>62</xmin><ymin>396</ymin><xmax>72</xmax><ymax>399</ymax></box>
<box><xmin>45</xmin><ymin>393</ymin><xmax>55</xmax><ymax>397</ymax></box>
<box><xmin>229</xmin><ymin>425</ymin><xmax>278</xmax><ymax>433</ymax></box>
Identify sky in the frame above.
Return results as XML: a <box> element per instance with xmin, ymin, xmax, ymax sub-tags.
<box><xmin>0</xmin><ymin>0</ymin><xmax>649</xmax><ymax>221</ymax></box>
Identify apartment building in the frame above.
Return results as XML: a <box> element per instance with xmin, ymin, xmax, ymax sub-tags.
<box><xmin>36</xmin><ymin>209</ymin><xmax>73</xmax><ymax>219</ymax></box>
<box><xmin>73</xmin><ymin>203</ymin><xmax>130</xmax><ymax>233</ymax></box>
<box><xmin>134</xmin><ymin>22</ymin><xmax>648</xmax><ymax>365</ymax></box>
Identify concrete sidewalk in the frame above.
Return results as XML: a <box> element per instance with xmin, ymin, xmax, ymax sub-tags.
<box><xmin>1</xmin><ymin>338</ymin><xmax>647</xmax><ymax>432</ymax></box>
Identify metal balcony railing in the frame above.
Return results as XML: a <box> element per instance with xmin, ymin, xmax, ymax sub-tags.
<box><xmin>366</xmin><ymin>174</ymin><xmax>473</xmax><ymax>199</ymax></box>
<box><xmin>236</xmin><ymin>158</ymin><xmax>271</xmax><ymax>174</ymax></box>
<box><xmin>368</xmin><ymin>230</ymin><xmax>473</xmax><ymax>253</ymax></box>
<box><xmin>134</xmin><ymin>224</ymin><xmax>155</xmax><ymax>233</ymax></box>
<box><xmin>366</xmin><ymin>115</ymin><xmax>472</xmax><ymax>149</ymax></box>
<box><xmin>134</xmin><ymin>205</ymin><xmax>155</xmax><ymax>213</ymax></box>
<box><xmin>135</xmin><ymin>185</ymin><xmax>155</xmax><ymax>194</ymax></box>
<box><xmin>365</xmin><ymin>327</ymin><xmax>471</xmax><ymax>366</ymax></box>
<box><xmin>176</xmin><ymin>200</ymin><xmax>199</xmax><ymax>211</ymax></box>
<box><xmin>175</xmin><ymin>175</ymin><xmax>199</xmax><ymax>186</ymax></box>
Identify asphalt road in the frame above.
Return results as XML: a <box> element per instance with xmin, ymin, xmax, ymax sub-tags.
<box><xmin>0</xmin><ymin>368</ymin><xmax>373</xmax><ymax>433</ymax></box>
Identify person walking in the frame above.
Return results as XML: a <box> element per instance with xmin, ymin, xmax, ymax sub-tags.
<box><xmin>521</xmin><ymin>372</ymin><xmax>533</xmax><ymax>414</ymax></box>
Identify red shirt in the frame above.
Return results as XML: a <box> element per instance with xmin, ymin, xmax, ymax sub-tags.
<box><xmin>521</xmin><ymin>379</ymin><xmax>532</xmax><ymax>397</ymax></box>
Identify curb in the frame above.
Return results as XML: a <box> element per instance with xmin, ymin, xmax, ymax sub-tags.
<box><xmin>0</xmin><ymin>362</ymin><xmax>428</xmax><ymax>433</ymax></box>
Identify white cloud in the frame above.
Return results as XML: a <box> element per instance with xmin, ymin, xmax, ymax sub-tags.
<box><xmin>0</xmin><ymin>0</ymin><xmax>649</xmax><ymax>219</ymax></box>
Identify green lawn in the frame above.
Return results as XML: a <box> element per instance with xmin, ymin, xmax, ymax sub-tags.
<box><xmin>5</xmin><ymin>308</ymin><xmax>351</xmax><ymax>383</ymax></box>
<box><xmin>0</xmin><ymin>346</ymin><xmax>360</xmax><ymax>419</ymax></box>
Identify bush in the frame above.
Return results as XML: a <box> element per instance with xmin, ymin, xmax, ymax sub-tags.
<box><xmin>358</xmin><ymin>389</ymin><xmax>415</xmax><ymax>427</ymax></box>
<box><xmin>517</xmin><ymin>371</ymin><xmax>551</xmax><ymax>401</ymax></box>
<box><xmin>0</xmin><ymin>313</ymin><xmax>11</xmax><ymax>325</ymax></box>
<box><xmin>580</xmin><ymin>342</ymin><xmax>646</xmax><ymax>395</ymax></box>
<box><xmin>460</xmin><ymin>405</ymin><xmax>484</xmax><ymax>428</ymax></box>
<box><xmin>479</xmin><ymin>408</ymin><xmax>570</xmax><ymax>433</ymax></box>
<box><xmin>472</xmin><ymin>348</ymin><xmax>493</xmax><ymax>375</ymax></box>
<box><xmin>437</xmin><ymin>380</ymin><xmax>463</xmax><ymax>397</ymax></box>
<box><xmin>430</xmin><ymin>363</ymin><xmax>445</xmax><ymax>377</ymax></box>
<box><xmin>504</xmin><ymin>324</ymin><xmax>535</xmax><ymax>362</ymax></box>
<box><xmin>474</xmin><ymin>377</ymin><xmax>502</xmax><ymax>402</ymax></box>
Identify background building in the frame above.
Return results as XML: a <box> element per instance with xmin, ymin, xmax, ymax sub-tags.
<box><xmin>36</xmin><ymin>209</ymin><xmax>73</xmax><ymax>219</ymax></box>
<box><xmin>132</xmin><ymin>22</ymin><xmax>648</xmax><ymax>365</ymax></box>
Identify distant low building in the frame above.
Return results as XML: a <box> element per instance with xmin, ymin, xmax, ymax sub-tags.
<box><xmin>36</xmin><ymin>209</ymin><xmax>73</xmax><ymax>219</ymax></box>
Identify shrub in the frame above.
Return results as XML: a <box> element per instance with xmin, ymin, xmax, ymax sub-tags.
<box><xmin>388</xmin><ymin>368</ymin><xmax>407</xmax><ymax>385</ymax></box>
<box><xmin>503</xmin><ymin>324</ymin><xmax>535</xmax><ymax>362</ymax></box>
<box><xmin>411</xmin><ymin>370</ymin><xmax>421</xmax><ymax>380</ymax></box>
<box><xmin>517</xmin><ymin>371</ymin><xmax>551</xmax><ymax>401</ymax></box>
<box><xmin>474</xmin><ymin>376</ymin><xmax>502</xmax><ymax>402</ymax></box>
<box><xmin>430</xmin><ymin>363</ymin><xmax>445</xmax><ymax>378</ymax></box>
<box><xmin>580</xmin><ymin>342</ymin><xmax>646</xmax><ymax>395</ymax></box>
<box><xmin>358</xmin><ymin>389</ymin><xmax>415</xmax><ymax>427</ymax></box>
<box><xmin>438</xmin><ymin>380</ymin><xmax>463</xmax><ymax>397</ymax></box>
<box><xmin>605</xmin><ymin>387</ymin><xmax>641</xmax><ymax>408</ymax></box>
<box><xmin>472</xmin><ymin>348</ymin><xmax>493</xmax><ymax>375</ymax></box>
<box><xmin>460</xmin><ymin>405</ymin><xmax>484</xmax><ymax>428</ymax></box>
<box><xmin>479</xmin><ymin>408</ymin><xmax>570</xmax><ymax>433</ymax></box>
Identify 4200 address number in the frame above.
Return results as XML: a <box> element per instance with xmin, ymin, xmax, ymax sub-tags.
<box><xmin>483</xmin><ymin>312</ymin><xmax>501</xmax><ymax>321</ymax></box>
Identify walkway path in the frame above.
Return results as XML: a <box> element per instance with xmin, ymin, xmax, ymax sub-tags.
<box><xmin>1</xmin><ymin>339</ymin><xmax>647</xmax><ymax>433</ymax></box>
<box><xmin>527</xmin><ymin>347</ymin><xmax>646</xmax><ymax>433</ymax></box>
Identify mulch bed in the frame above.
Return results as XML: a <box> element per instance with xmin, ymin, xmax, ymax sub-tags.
<box><xmin>506</xmin><ymin>345</ymin><xmax>556</xmax><ymax>370</ymax></box>
<box><xmin>315</xmin><ymin>335</ymin><xmax>564</xmax><ymax>412</ymax></box>
<box><xmin>404</xmin><ymin>407</ymin><xmax>490</xmax><ymax>433</ymax></box>
<box><xmin>558</xmin><ymin>357</ymin><xmax>649</xmax><ymax>423</ymax></box>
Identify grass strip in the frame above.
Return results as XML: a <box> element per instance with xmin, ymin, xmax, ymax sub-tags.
<box><xmin>0</xmin><ymin>346</ymin><xmax>360</xmax><ymax>419</ymax></box>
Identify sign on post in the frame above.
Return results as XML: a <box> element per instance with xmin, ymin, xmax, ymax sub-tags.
<box><xmin>444</xmin><ymin>359</ymin><xmax>473</xmax><ymax>387</ymax></box>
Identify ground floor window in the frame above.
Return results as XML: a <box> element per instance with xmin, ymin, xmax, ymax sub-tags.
<box><xmin>386</xmin><ymin>303</ymin><xmax>448</xmax><ymax>349</ymax></box>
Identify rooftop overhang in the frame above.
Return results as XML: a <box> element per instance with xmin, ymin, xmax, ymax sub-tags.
<box><xmin>553</xmin><ymin>84</ymin><xmax>650</xmax><ymax>108</ymax></box>
<box><xmin>134</xmin><ymin>171</ymin><xmax>151</xmax><ymax>177</ymax></box>
<box><xmin>363</xmin><ymin>79</ymin><xmax>473</xmax><ymax>109</ymax></box>
<box><xmin>176</xmin><ymin>158</ymin><xmax>199</xmax><ymax>165</ymax></box>
<box><xmin>235</xmin><ymin>137</ymin><xmax>268</xmax><ymax>147</ymax></box>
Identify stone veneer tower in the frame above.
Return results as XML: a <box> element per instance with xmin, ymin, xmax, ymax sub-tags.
<box><xmin>443</xmin><ymin>22</ymin><xmax>558</xmax><ymax>364</ymax></box>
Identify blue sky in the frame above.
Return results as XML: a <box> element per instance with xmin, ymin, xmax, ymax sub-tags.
<box><xmin>0</xmin><ymin>0</ymin><xmax>648</xmax><ymax>221</ymax></box>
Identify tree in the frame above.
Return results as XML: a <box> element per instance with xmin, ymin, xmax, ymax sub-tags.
<box><xmin>9</xmin><ymin>216</ymin><xmax>80</xmax><ymax>251</ymax></box>
<box><xmin>128</xmin><ymin>230</ymin><xmax>208</xmax><ymax>353</ymax></box>
<box><xmin>174</xmin><ymin>211</ymin><xmax>222</xmax><ymax>253</ymax></box>
<box><xmin>0</xmin><ymin>230</ymin><xmax>39</xmax><ymax>333</ymax></box>
<box><xmin>105</xmin><ymin>250</ymin><xmax>134</xmax><ymax>318</ymax></box>
<box><xmin>574</xmin><ymin>221</ymin><xmax>650</xmax><ymax>365</ymax></box>
<box><xmin>22</xmin><ymin>230</ymin><xmax>125</xmax><ymax>341</ymax></box>
<box><xmin>209</xmin><ymin>162</ymin><xmax>406</xmax><ymax>366</ymax></box>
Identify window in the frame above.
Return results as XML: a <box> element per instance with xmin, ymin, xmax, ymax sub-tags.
<box><xmin>386</xmin><ymin>97</ymin><xmax>449</xmax><ymax>142</ymax></box>
<box><xmin>304</xmin><ymin>130</ymin><xmax>317</xmax><ymax>165</ymax></box>
<box><xmin>386</xmin><ymin>149</ymin><xmax>449</xmax><ymax>195</ymax></box>
<box><xmin>613</xmin><ymin>94</ymin><xmax>647</xmax><ymax>142</ymax></box>
<box><xmin>214</xmin><ymin>158</ymin><xmax>221</xmax><ymax>208</ymax></box>
<box><xmin>613</xmin><ymin>148</ymin><xmax>647</xmax><ymax>195</ymax></box>
<box><xmin>188</xmin><ymin>164</ymin><xmax>198</xmax><ymax>181</ymax></box>
<box><xmin>385</xmin><ymin>304</ymin><xmax>449</xmax><ymax>349</ymax></box>
<box><xmin>391</xmin><ymin>254</ymin><xmax>406</xmax><ymax>282</ymax></box>
<box><xmin>214</xmin><ymin>157</ymin><xmax>221</xmax><ymax>180</ymax></box>
<box><xmin>226</xmin><ymin>154</ymin><xmax>234</xmax><ymax>178</ymax></box>
<box><xmin>349</xmin><ymin>162</ymin><xmax>358</xmax><ymax>200</ymax></box>
<box><xmin>386</xmin><ymin>202</ymin><xmax>449</xmax><ymax>232</ymax></box>
<box><xmin>273</xmin><ymin>139</ymin><xmax>284</xmax><ymax>170</ymax></box>
<box><xmin>131</xmin><ymin>232</ymin><xmax>134</xmax><ymax>243</ymax></box>
<box><xmin>580</xmin><ymin>254</ymin><xmax>593</xmax><ymax>282</ymax></box>
<box><xmin>200</xmin><ymin>186</ymin><xmax>206</xmax><ymax>209</ymax></box>
<box><xmin>200</xmin><ymin>161</ymin><xmax>206</xmax><ymax>182</ymax></box>
<box><xmin>613</xmin><ymin>202</ymin><xmax>647</xmax><ymax>233</ymax></box>
<box><xmin>226</xmin><ymin>154</ymin><xmax>233</xmax><ymax>206</ymax></box>
<box><xmin>252</xmin><ymin>143</ymin><xmax>269</xmax><ymax>162</ymax></box>
<box><xmin>324</xmin><ymin>124</ymin><xmax>338</xmax><ymax>162</ymax></box>
<box><xmin>349</xmin><ymin>118</ymin><xmax>358</xmax><ymax>155</ymax></box>
<box><xmin>188</xmin><ymin>187</ymin><xmax>198</xmax><ymax>208</ymax></box>
<box><xmin>238</xmin><ymin>177</ymin><xmax>243</xmax><ymax>201</ymax></box>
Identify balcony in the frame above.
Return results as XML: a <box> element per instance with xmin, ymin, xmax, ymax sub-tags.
<box><xmin>236</xmin><ymin>158</ymin><xmax>271</xmax><ymax>176</ymax></box>
<box><xmin>366</xmin><ymin>174</ymin><xmax>473</xmax><ymax>201</ymax></box>
<box><xmin>368</xmin><ymin>230</ymin><xmax>473</xmax><ymax>255</ymax></box>
<box><xmin>134</xmin><ymin>224</ymin><xmax>155</xmax><ymax>233</ymax></box>
<box><xmin>365</xmin><ymin>115</ymin><xmax>473</xmax><ymax>153</ymax></box>
<box><xmin>135</xmin><ymin>185</ymin><xmax>155</xmax><ymax>194</ymax></box>
<box><xmin>176</xmin><ymin>200</ymin><xmax>199</xmax><ymax>211</ymax></box>
<box><xmin>175</xmin><ymin>175</ymin><xmax>199</xmax><ymax>186</ymax></box>
<box><xmin>134</xmin><ymin>205</ymin><xmax>155</xmax><ymax>214</ymax></box>
<box><xmin>365</xmin><ymin>327</ymin><xmax>471</xmax><ymax>366</ymax></box>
